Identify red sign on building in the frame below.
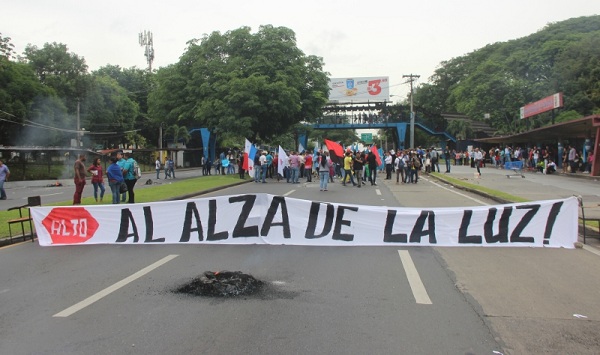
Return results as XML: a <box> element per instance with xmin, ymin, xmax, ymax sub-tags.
<box><xmin>520</xmin><ymin>93</ymin><xmax>564</xmax><ymax>119</ymax></box>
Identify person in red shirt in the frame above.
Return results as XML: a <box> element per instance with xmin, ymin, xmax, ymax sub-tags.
<box><xmin>73</xmin><ymin>154</ymin><xmax>87</xmax><ymax>205</ymax></box>
<box><xmin>87</xmin><ymin>157</ymin><xmax>106</xmax><ymax>202</ymax></box>
<box><xmin>304</xmin><ymin>151</ymin><xmax>313</xmax><ymax>182</ymax></box>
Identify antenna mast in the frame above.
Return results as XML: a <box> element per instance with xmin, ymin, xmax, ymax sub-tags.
<box><xmin>139</xmin><ymin>30</ymin><xmax>154</xmax><ymax>71</ymax></box>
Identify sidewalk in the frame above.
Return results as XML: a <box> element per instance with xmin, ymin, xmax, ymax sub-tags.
<box><xmin>420</xmin><ymin>163</ymin><xmax>600</xmax><ymax>247</ymax></box>
<box><xmin>430</xmin><ymin>163</ymin><xmax>599</xmax><ymax>202</ymax></box>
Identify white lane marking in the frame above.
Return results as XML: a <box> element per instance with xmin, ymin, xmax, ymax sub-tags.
<box><xmin>40</xmin><ymin>192</ymin><xmax>63</xmax><ymax>197</ymax></box>
<box><xmin>398</xmin><ymin>250</ymin><xmax>432</xmax><ymax>305</ymax></box>
<box><xmin>284</xmin><ymin>190</ymin><xmax>295</xmax><ymax>196</ymax></box>
<box><xmin>53</xmin><ymin>254</ymin><xmax>179</xmax><ymax>318</ymax></box>
<box><xmin>375</xmin><ymin>189</ymin><xmax>382</xmax><ymax>196</ymax></box>
<box><xmin>422</xmin><ymin>177</ymin><xmax>489</xmax><ymax>206</ymax></box>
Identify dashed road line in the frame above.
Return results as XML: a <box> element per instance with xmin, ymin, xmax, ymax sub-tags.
<box><xmin>53</xmin><ymin>254</ymin><xmax>179</xmax><ymax>318</ymax></box>
<box><xmin>398</xmin><ymin>250</ymin><xmax>432</xmax><ymax>305</ymax></box>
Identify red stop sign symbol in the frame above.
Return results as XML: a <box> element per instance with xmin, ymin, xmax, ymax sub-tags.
<box><xmin>42</xmin><ymin>207</ymin><xmax>99</xmax><ymax>244</ymax></box>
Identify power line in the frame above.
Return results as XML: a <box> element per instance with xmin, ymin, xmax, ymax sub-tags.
<box><xmin>0</xmin><ymin>109</ymin><xmax>139</xmax><ymax>135</ymax></box>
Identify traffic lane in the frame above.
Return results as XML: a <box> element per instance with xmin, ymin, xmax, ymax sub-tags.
<box><xmin>203</xmin><ymin>174</ymin><xmax>500</xmax><ymax>209</ymax></box>
<box><xmin>386</xmin><ymin>175</ymin><xmax>500</xmax><ymax>208</ymax></box>
<box><xmin>437</xmin><ymin>246</ymin><xmax>600</xmax><ymax>354</ymax></box>
<box><xmin>0</xmin><ymin>242</ymin><xmax>180</xmax><ymax>353</ymax></box>
<box><xmin>199</xmin><ymin>178</ymin><xmax>406</xmax><ymax>208</ymax></box>
<box><xmin>0</xmin><ymin>244</ymin><xmax>501</xmax><ymax>354</ymax></box>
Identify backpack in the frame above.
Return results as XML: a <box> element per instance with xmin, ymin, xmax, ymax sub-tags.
<box><xmin>133</xmin><ymin>160</ymin><xmax>142</xmax><ymax>179</ymax></box>
<box><xmin>413</xmin><ymin>157</ymin><xmax>422</xmax><ymax>168</ymax></box>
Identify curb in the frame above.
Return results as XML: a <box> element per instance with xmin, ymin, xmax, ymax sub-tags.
<box><xmin>426</xmin><ymin>173</ymin><xmax>514</xmax><ymax>204</ymax></box>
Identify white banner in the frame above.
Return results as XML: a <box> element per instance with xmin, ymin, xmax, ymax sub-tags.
<box><xmin>31</xmin><ymin>195</ymin><xmax>578</xmax><ymax>248</ymax></box>
<box><xmin>328</xmin><ymin>77</ymin><xmax>390</xmax><ymax>102</ymax></box>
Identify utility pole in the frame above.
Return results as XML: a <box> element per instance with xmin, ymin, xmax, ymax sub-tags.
<box><xmin>76</xmin><ymin>98</ymin><xmax>81</xmax><ymax>148</ymax></box>
<box><xmin>159</xmin><ymin>123</ymin><xmax>163</xmax><ymax>162</ymax></box>
<box><xmin>403</xmin><ymin>74</ymin><xmax>420</xmax><ymax>148</ymax></box>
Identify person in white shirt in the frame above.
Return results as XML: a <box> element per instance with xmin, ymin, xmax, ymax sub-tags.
<box><xmin>155</xmin><ymin>157</ymin><xmax>161</xmax><ymax>179</ymax></box>
<box><xmin>474</xmin><ymin>148</ymin><xmax>483</xmax><ymax>175</ymax></box>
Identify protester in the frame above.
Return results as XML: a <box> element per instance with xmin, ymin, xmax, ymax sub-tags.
<box><xmin>443</xmin><ymin>146</ymin><xmax>451</xmax><ymax>173</ymax></box>
<box><xmin>474</xmin><ymin>148</ymin><xmax>483</xmax><ymax>176</ymax></box>
<box><xmin>259</xmin><ymin>151</ymin><xmax>268</xmax><ymax>183</ymax></box>
<box><xmin>116</xmin><ymin>151</ymin><xmax>127</xmax><ymax>201</ymax></box>
<box><xmin>168</xmin><ymin>157</ymin><xmax>175</xmax><ymax>178</ymax></box>
<box><xmin>367</xmin><ymin>149</ymin><xmax>378</xmax><ymax>186</ymax></box>
<box><xmin>73</xmin><ymin>154</ymin><xmax>87</xmax><ymax>205</ymax></box>
<box><xmin>343</xmin><ymin>151</ymin><xmax>356</xmax><ymax>186</ymax></box>
<box><xmin>0</xmin><ymin>159</ymin><xmax>10</xmax><ymax>200</ymax></box>
<box><xmin>123</xmin><ymin>152</ymin><xmax>138</xmax><ymax>203</ymax></box>
<box><xmin>155</xmin><ymin>157</ymin><xmax>161</xmax><ymax>179</ymax></box>
<box><xmin>353</xmin><ymin>151</ymin><xmax>365</xmax><ymax>188</ymax></box>
<box><xmin>319</xmin><ymin>151</ymin><xmax>332</xmax><ymax>191</ymax></box>
<box><xmin>87</xmin><ymin>157</ymin><xmax>105</xmax><ymax>202</ymax></box>
<box><xmin>304</xmin><ymin>151</ymin><xmax>313</xmax><ymax>182</ymax></box>
<box><xmin>106</xmin><ymin>156</ymin><xmax>124</xmax><ymax>204</ymax></box>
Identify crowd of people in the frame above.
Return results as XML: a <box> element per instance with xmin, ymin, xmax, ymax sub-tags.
<box><xmin>243</xmin><ymin>142</ymin><xmax>595</xmax><ymax>189</ymax></box>
<box><xmin>0</xmin><ymin>141</ymin><xmax>593</xmax><ymax>206</ymax></box>
<box><xmin>72</xmin><ymin>150</ymin><xmax>141</xmax><ymax>205</ymax></box>
<box><xmin>445</xmin><ymin>145</ymin><xmax>594</xmax><ymax>175</ymax></box>
<box><xmin>245</xmin><ymin>146</ymin><xmax>453</xmax><ymax>190</ymax></box>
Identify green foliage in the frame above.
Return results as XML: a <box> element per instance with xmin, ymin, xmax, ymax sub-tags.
<box><xmin>554</xmin><ymin>110</ymin><xmax>582</xmax><ymax>123</ymax></box>
<box><xmin>0</xmin><ymin>32</ymin><xmax>15</xmax><ymax>60</ymax></box>
<box><xmin>83</xmin><ymin>75</ymin><xmax>139</xmax><ymax>148</ymax></box>
<box><xmin>0</xmin><ymin>58</ymin><xmax>68</xmax><ymax>145</ymax></box>
<box><xmin>446</xmin><ymin>120</ymin><xmax>474</xmax><ymax>140</ymax></box>
<box><xmin>414</xmin><ymin>15</ymin><xmax>600</xmax><ymax>133</ymax></box>
<box><xmin>23</xmin><ymin>42</ymin><xmax>89</xmax><ymax>114</ymax></box>
<box><xmin>149</xmin><ymin>25</ymin><xmax>329</xmax><ymax>144</ymax></box>
<box><xmin>164</xmin><ymin>123</ymin><xmax>191</xmax><ymax>146</ymax></box>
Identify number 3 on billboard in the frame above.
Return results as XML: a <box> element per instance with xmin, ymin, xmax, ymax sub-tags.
<box><xmin>368</xmin><ymin>79</ymin><xmax>382</xmax><ymax>95</ymax></box>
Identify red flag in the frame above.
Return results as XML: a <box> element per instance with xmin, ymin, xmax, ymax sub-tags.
<box><xmin>370</xmin><ymin>145</ymin><xmax>382</xmax><ymax>166</ymax></box>
<box><xmin>324</xmin><ymin>139</ymin><xmax>344</xmax><ymax>164</ymax></box>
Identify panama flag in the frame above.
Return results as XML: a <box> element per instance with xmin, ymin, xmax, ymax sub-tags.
<box><xmin>243</xmin><ymin>138</ymin><xmax>257</xmax><ymax>173</ymax></box>
<box><xmin>278</xmin><ymin>145</ymin><xmax>288</xmax><ymax>177</ymax></box>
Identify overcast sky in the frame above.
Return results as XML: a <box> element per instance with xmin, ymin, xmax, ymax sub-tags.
<box><xmin>2</xmin><ymin>1</ymin><xmax>599</xmax><ymax>99</ymax></box>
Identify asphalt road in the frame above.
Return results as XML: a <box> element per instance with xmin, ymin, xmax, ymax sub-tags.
<box><xmin>1</xmin><ymin>170</ymin><xmax>599</xmax><ymax>354</ymax></box>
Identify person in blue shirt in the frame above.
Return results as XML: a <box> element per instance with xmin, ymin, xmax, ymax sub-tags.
<box><xmin>0</xmin><ymin>159</ymin><xmax>10</xmax><ymax>200</ymax></box>
<box><xmin>106</xmin><ymin>156</ymin><xmax>124</xmax><ymax>204</ymax></box>
<box><xmin>116</xmin><ymin>151</ymin><xmax>128</xmax><ymax>202</ymax></box>
<box><xmin>266</xmin><ymin>151</ymin><xmax>273</xmax><ymax>178</ymax></box>
<box><xmin>123</xmin><ymin>152</ymin><xmax>137</xmax><ymax>203</ymax></box>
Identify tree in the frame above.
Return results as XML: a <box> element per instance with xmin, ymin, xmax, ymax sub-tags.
<box><xmin>149</xmin><ymin>25</ymin><xmax>329</xmax><ymax>144</ymax></box>
<box><xmin>446</xmin><ymin>120</ymin><xmax>474</xmax><ymax>140</ymax></box>
<box><xmin>413</xmin><ymin>15</ymin><xmax>600</xmax><ymax>133</ymax></box>
<box><xmin>83</xmin><ymin>75</ymin><xmax>139</xmax><ymax>148</ymax></box>
<box><xmin>0</xmin><ymin>32</ymin><xmax>15</xmax><ymax>60</ymax></box>
<box><xmin>94</xmin><ymin>65</ymin><xmax>157</xmax><ymax>146</ymax></box>
<box><xmin>0</xmin><ymin>56</ymin><xmax>68</xmax><ymax>145</ymax></box>
<box><xmin>23</xmin><ymin>42</ymin><xmax>89</xmax><ymax>114</ymax></box>
<box><xmin>164</xmin><ymin>124</ymin><xmax>191</xmax><ymax>146</ymax></box>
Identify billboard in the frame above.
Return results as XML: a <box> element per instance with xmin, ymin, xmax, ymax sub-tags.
<box><xmin>329</xmin><ymin>77</ymin><xmax>389</xmax><ymax>102</ymax></box>
<box><xmin>520</xmin><ymin>93</ymin><xmax>564</xmax><ymax>119</ymax></box>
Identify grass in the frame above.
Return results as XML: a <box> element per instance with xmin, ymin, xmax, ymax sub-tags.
<box><xmin>0</xmin><ymin>175</ymin><xmax>248</xmax><ymax>239</ymax></box>
<box><xmin>429</xmin><ymin>172</ymin><xmax>531</xmax><ymax>203</ymax></box>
